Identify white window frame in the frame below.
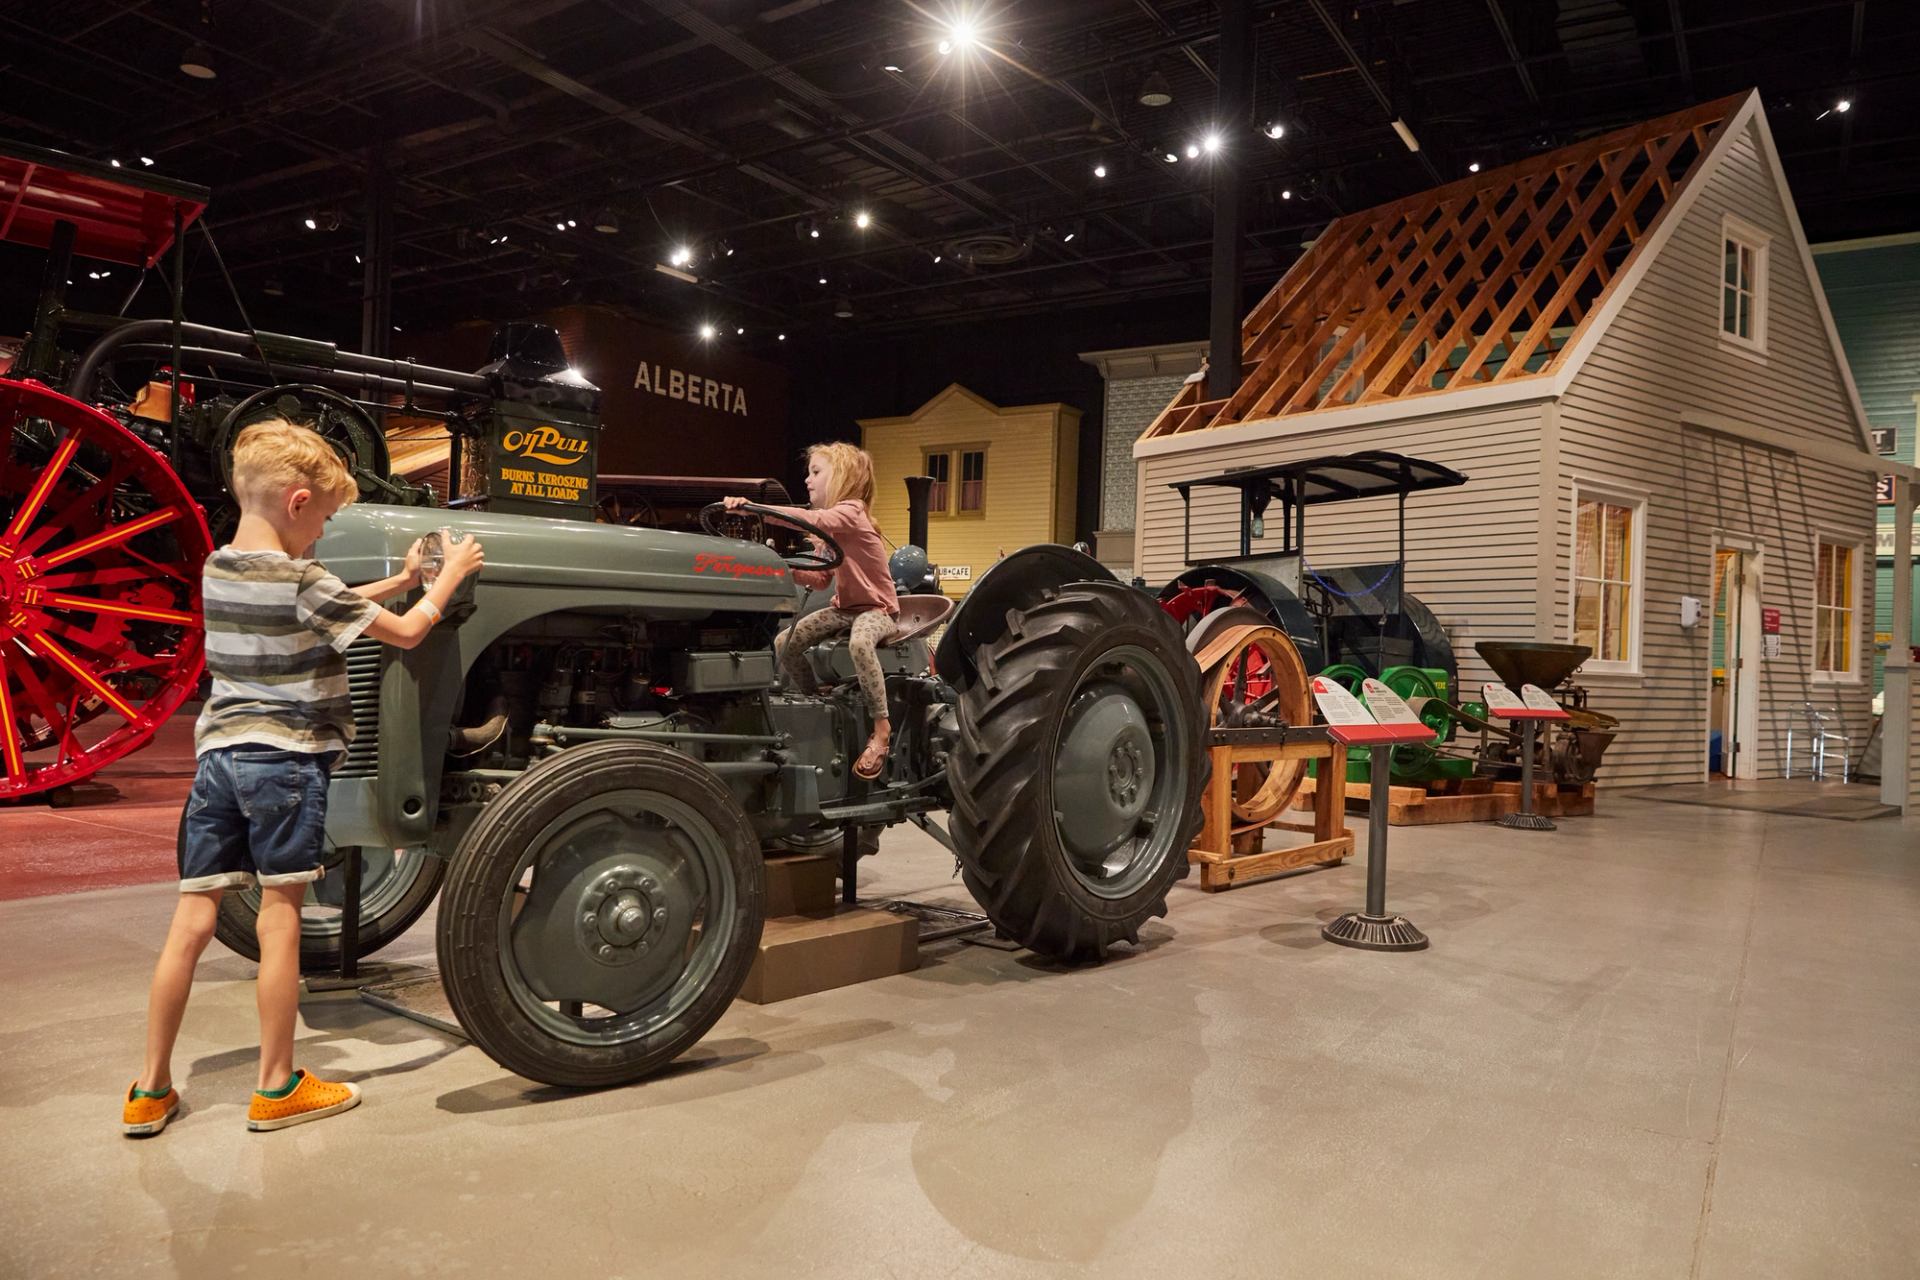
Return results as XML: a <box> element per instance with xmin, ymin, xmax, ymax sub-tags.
<box><xmin>1810</xmin><ymin>531</ymin><xmax>1863</xmax><ymax>683</ymax></box>
<box><xmin>1569</xmin><ymin>480</ymin><xmax>1648</xmax><ymax>675</ymax></box>
<box><xmin>1717</xmin><ymin>214</ymin><xmax>1770</xmax><ymax>359</ymax></box>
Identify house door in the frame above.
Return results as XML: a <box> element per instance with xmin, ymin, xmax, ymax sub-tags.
<box><xmin>1710</xmin><ymin>546</ymin><xmax>1762</xmax><ymax>780</ymax></box>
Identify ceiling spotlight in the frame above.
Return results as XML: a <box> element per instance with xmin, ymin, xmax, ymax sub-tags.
<box><xmin>303</xmin><ymin>215</ymin><xmax>319</xmax><ymax>230</ymax></box>
<box><xmin>1063</xmin><ymin>229</ymin><xmax>1076</xmax><ymax>243</ymax></box>
<box><xmin>883</xmin><ymin>64</ymin><xmax>903</xmax><ymax>74</ymax></box>
<box><xmin>833</xmin><ymin>295</ymin><xmax>853</xmax><ymax>319</ymax></box>
<box><xmin>1468</xmin><ymin>162</ymin><xmax>1481</xmax><ymax>173</ymax></box>
<box><xmin>566</xmin><ymin>218</ymin><xmax>577</xmax><ymax>228</ymax></box>
<box><xmin>354</xmin><ymin>253</ymin><xmax>362</xmax><ymax>264</ymax></box>
<box><xmin>262</xmin><ymin>276</ymin><xmax>284</xmax><ymax>297</ymax></box>
<box><xmin>1093</xmin><ymin>163</ymin><xmax>1107</xmax><ymax>178</ymax></box>
<box><xmin>735</xmin><ymin>326</ymin><xmax>745</xmax><ymax>335</ymax></box>
<box><xmin>854</xmin><ymin>209</ymin><xmax>872</xmax><ymax>229</ymax></box>
<box><xmin>109</xmin><ymin>159</ymin><xmax>121</xmax><ymax>168</ymax></box>
<box><xmin>778</xmin><ymin>333</ymin><xmax>787</xmax><ymax>341</ymax></box>
<box><xmin>1164</xmin><ymin>152</ymin><xmax>1179</xmax><ymax>164</ymax></box>
<box><xmin>937</xmin><ymin>38</ymin><xmax>952</xmax><ymax>55</ymax></box>
<box><xmin>1202</xmin><ymin>133</ymin><xmax>1221</xmax><ymax>155</ymax></box>
<box><xmin>670</xmin><ymin>244</ymin><xmax>693</xmax><ymax>267</ymax></box>
<box><xmin>699</xmin><ymin>323</ymin><xmax>717</xmax><ymax>340</ymax></box>
<box><xmin>1281</xmin><ymin>188</ymin><xmax>1292</xmax><ymax>200</ymax></box>
<box><xmin>1137</xmin><ymin>70</ymin><xmax>1173</xmax><ymax>108</ymax></box>
<box><xmin>179</xmin><ymin>42</ymin><xmax>217</xmax><ymax>79</ymax></box>
<box><xmin>1390</xmin><ymin>118</ymin><xmax>1421</xmax><ymax>153</ymax></box>
<box><xmin>1184</xmin><ymin>143</ymin><xmax>1200</xmax><ymax>159</ymax></box>
<box><xmin>1836</xmin><ymin>98</ymin><xmax>1852</xmax><ymax>113</ymax></box>
<box><xmin>950</xmin><ymin>19</ymin><xmax>978</xmax><ymax>49</ymax></box>
<box><xmin>555</xmin><ymin>221</ymin><xmax>567</xmax><ymax>231</ymax></box>
<box><xmin>140</xmin><ymin>156</ymin><xmax>155</xmax><ymax>166</ymax></box>
<box><xmin>720</xmin><ymin>239</ymin><xmax>735</xmax><ymax>257</ymax></box>
<box><xmin>1264</xmin><ymin>121</ymin><xmax>1285</xmax><ymax>141</ymax></box>
<box><xmin>818</xmin><ymin>274</ymin><xmax>828</xmax><ymax>285</ymax></box>
<box><xmin>932</xmin><ymin>253</ymin><xmax>943</xmax><ymax>264</ymax></box>
<box><xmin>592</xmin><ymin>208</ymin><xmax>620</xmax><ymax>234</ymax></box>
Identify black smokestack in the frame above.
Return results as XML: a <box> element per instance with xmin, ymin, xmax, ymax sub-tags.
<box><xmin>904</xmin><ymin>475</ymin><xmax>932</xmax><ymax>550</ymax></box>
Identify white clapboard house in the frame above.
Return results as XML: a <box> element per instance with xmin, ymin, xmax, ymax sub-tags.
<box><xmin>1134</xmin><ymin>91</ymin><xmax>1893</xmax><ymax>790</ymax></box>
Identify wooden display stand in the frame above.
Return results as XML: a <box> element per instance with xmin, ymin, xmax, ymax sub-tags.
<box><xmin>1188</xmin><ymin>727</ymin><xmax>1353</xmax><ymax>892</ymax></box>
<box><xmin>738</xmin><ymin>852</ymin><xmax>919</xmax><ymax>1004</ymax></box>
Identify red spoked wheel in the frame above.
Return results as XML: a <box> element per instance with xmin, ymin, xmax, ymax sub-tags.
<box><xmin>0</xmin><ymin>380</ymin><xmax>210</xmax><ymax>801</ymax></box>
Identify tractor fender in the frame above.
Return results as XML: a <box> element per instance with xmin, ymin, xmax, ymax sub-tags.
<box><xmin>933</xmin><ymin>544</ymin><xmax>1116</xmax><ymax>694</ymax></box>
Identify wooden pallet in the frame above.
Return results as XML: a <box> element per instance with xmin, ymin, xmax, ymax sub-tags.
<box><xmin>1189</xmin><ymin>735</ymin><xmax>1353</xmax><ymax>891</ymax></box>
<box><xmin>1293</xmin><ymin>776</ymin><xmax>1597</xmax><ymax>825</ymax></box>
<box><xmin>1492</xmin><ymin>780</ymin><xmax>1596</xmax><ymax>818</ymax></box>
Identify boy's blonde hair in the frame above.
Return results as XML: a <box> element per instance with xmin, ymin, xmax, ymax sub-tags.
<box><xmin>807</xmin><ymin>441</ymin><xmax>875</xmax><ymax>510</ymax></box>
<box><xmin>231</xmin><ymin>419</ymin><xmax>358</xmax><ymax>509</ymax></box>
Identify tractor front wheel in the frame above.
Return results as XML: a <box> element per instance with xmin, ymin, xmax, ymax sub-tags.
<box><xmin>949</xmin><ymin>581</ymin><xmax>1206</xmax><ymax>962</ymax></box>
<box><xmin>437</xmin><ymin>742</ymin><xmax>763</xmax><ymax>1088</ymax></box>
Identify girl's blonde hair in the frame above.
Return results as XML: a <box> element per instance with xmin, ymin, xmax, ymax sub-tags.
<box><xmin>807</xmin><ymin>441</ymin><xmax>876</xmax><ymax>510</ymax></box>
<box><xmin>231</xmin><ymin>418</ymin><xmax>358</xmax><ymax>508</ymax></box>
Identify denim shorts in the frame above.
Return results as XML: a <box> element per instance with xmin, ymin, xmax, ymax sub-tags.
<box><xmin>178</xmin><ymin>747</ymin><xmax>332</xmax><ymax>893</ymax></box>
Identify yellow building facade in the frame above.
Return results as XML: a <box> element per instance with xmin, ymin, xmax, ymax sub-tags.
<box><xmin>859</xmin><ymin>384</ymin><xmax>1080</xmax><ymax>597</ymax></box>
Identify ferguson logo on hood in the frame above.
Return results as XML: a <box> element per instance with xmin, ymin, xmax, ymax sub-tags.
<box><xmin>692</xmin><ymin>553</ymin><xmax>788</xmax><ymax>580</ymax></box>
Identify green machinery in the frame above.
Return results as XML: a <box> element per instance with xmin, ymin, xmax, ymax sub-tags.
<box><xmin>1315</xmin><ymin>662</ymin><xmax>1483</xmax><ymax>784</ymax></box>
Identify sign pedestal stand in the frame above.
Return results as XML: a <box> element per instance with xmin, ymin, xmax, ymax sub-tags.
<box><xmin>1314</xmin><ymin>678</ymin><xmax>1431</xmax><ymax>952</ymax></box>
<box><xmin>1485</xmin><ymin>682</ymin><xmax>1570</xmax><ymax>832</ymax></box>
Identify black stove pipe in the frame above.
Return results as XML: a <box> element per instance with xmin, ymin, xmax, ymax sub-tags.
<box><xmin>904</xmin><ymin>474</ymin><xmax>932</xmax><ymax>549</ymax></box>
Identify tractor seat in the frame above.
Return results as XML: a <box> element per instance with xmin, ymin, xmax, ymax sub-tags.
<box><xmin>883</xmin><ymin>595</ymin><xmax>954</xmax><ymax>647</ymax></box>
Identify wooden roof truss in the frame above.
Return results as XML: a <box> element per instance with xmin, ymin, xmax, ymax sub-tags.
<box><xmin>1145</xmin><ymin>94</ymin><xmax>1744</xmax><ymax>439</ymax></box>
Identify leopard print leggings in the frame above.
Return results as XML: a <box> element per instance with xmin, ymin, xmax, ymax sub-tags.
<box><xmin>777</xmin><ymin>607</ymin><xmax>895</xmax><ymax>715</ymax></box>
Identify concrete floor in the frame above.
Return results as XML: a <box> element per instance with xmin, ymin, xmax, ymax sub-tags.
<box><xmin>3</xmin><ymin>797</ymin><xmax>1918</xmax><ymax>1278</ymax></box>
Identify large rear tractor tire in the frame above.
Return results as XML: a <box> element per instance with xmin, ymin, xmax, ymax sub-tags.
<box><xmin>436</xmin><ymin>742</ymin><xmax>763</xmax><ymax>1089</ymax></box>
<box><xmin>950</xmin><ymin>581</ymin><xmax>1206</xmax><ymax>962</ymax></box>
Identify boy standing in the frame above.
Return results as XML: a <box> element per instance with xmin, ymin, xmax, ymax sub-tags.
<box><xmin>124</xmin><ymin>419</ymin><xmax>483</xmax><ymax>1135</ymax></box>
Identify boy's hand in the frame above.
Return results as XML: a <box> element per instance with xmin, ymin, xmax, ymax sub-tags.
<box><xmin>402</xmin><ymin>537</ymin><xmax>426</xmax><ymax>585</ymax></box>
<box><xmin>722</xmin><ymin>495</ymin><xmax>749</xmax><ymax>510</ymax></box>
<box><xmin>441</xmin><ymin>536</ymin><xmax>485</xmax><ymax>585</ymax></box>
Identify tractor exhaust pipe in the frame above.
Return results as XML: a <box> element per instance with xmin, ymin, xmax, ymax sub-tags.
<box><xmin>904</xmin><ymin>475</ymin><xmax>932</xmax><ymax>550</ymax></box>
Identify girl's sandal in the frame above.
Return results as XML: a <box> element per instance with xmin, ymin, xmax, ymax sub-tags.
<box><xmin>854</xmin><ymin>742</ymin><xmax>888</xmax><ymax>780</ymax></box>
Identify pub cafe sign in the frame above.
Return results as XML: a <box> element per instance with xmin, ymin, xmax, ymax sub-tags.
<box><xmin>632</xmin><ymin>359</ymin><xmax>750</xmax><ymax>415</ymax></box>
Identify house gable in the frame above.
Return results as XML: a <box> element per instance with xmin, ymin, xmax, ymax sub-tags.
<box><xmin>1570</xmin><ymin>106</ymin><xmax>1870</xmax><ymax>451</ymax></box>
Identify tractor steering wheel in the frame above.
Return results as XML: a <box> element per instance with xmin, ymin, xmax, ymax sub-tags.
<box><xmin>699</xmin><ymin>502</ymin><xmax>845</xmax><ymax>573</ymax></box>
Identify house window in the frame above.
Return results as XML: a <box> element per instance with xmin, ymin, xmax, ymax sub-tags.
<box><xmin>1814</xmin><ymin>539</ymin><xmax>1858</xmax><ymax>679</ymax></box>
<box><xmin>1719</xmin><ymin>217</ymin><xmax>1768</xmax><ymax>353</ymax></box>
<box><xmin>924</xmin><ymin>450</ymin><xmax>951</xmax><ymax>514</ymax></box>
<box><xmin>958</xmin><ymin>449</ymin><xmax>986</xmax><ymax>512</ymax></box>
<box><xmin>1572</xmin><ymin>487</ymin><xmax>1645</xmax><ymax>670</ymax></box>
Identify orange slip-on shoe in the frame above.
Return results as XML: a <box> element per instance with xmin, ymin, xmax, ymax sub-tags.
<box><xmin>123</xmin><ymin>1083</ymin><xmax>181</xmax><ymax>1137</ymax></box>
<box><xmin>246</xmin><ymin>1070</ymin><xmax>361</xmax><ymax>1132</ymax></box>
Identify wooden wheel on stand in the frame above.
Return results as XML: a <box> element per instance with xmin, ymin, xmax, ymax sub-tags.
<box><xmin>1188</xmin><ymin>607</ymin><xmax>1312</xmax><ymax>831</ymax></box>
<box><xmin>0</xmin><ymin>380</ymin><xmax>211</xmax><ymax>801</ymax></box>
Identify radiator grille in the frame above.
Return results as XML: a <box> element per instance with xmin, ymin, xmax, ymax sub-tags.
<box><xmin>338</xmin><ymin>640</ymin><xmax>383</xmax><ymax>778</ymax></box>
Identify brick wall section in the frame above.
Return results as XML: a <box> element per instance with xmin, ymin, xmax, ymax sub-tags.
<box><xmin>1103</xmin><ymin>374</ymin><xmax>1187</xmax><ymax>529</ymax></box>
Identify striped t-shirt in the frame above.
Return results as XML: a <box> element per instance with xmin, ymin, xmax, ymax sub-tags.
<box><xmin>195</xmin><ymin>548</ymin><xmax>383</xmax><ymax>760</ymax></box>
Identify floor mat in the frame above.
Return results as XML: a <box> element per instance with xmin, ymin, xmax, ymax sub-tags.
<box><xmin>1624</xmin><ymin>783</ymin><xmax>1899</xmax><ymax>822</ymax></box>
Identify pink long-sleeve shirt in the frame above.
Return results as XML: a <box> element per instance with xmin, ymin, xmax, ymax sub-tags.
<box><xmin>764</xmin><ymin>499</ymin><xmax>899</xmax><ymax>616</ymax></box>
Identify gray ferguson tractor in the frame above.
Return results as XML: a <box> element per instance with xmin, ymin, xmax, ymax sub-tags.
<box><xmin>288</xmin><ymin>505</ymin><xmax>1204</xmax><ymax>1088</ymax></box>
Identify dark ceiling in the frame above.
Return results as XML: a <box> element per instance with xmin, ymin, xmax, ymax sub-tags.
<box><xmin>3</xmin><ymin>0</ymin><xmax>1917</xmax><ymax>352</ymax></box>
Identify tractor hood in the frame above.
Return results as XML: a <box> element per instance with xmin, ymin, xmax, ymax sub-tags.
<box><xmin>314</xmin><ymin>504</ymin><xmax>799</xmax><ymax>607</ymax></box>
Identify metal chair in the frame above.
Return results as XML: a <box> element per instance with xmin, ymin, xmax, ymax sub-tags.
<box><xmin>1785</xmin><ymin>703</ymin><xmax>1852</xmax><ymax>782</ymax></box>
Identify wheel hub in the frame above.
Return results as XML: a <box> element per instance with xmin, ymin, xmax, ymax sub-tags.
<box><xmin>509</xmin><ymin>805</ymin><xmax>711</xmax><ymax>1016</ymax></box>
<box><xmin>1053</xmin><ymin>680</ymin><xmax>1157</xmax><ymax>867</ymax></box>
<box><xmin>574</xmin><ymin>868</ymin><xmax>673</xmax><ymax>966</ymax></box>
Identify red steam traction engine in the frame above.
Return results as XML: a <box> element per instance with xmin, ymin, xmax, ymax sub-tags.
<box><xmin>1</xmin><ymin>143</ymin><xmax>214</xmax><ymax>803</ymax></box>
<box><xmin>1</xmin><ymin>141</ymin><xmax>472</xmax><ymax>803</ymax></box>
